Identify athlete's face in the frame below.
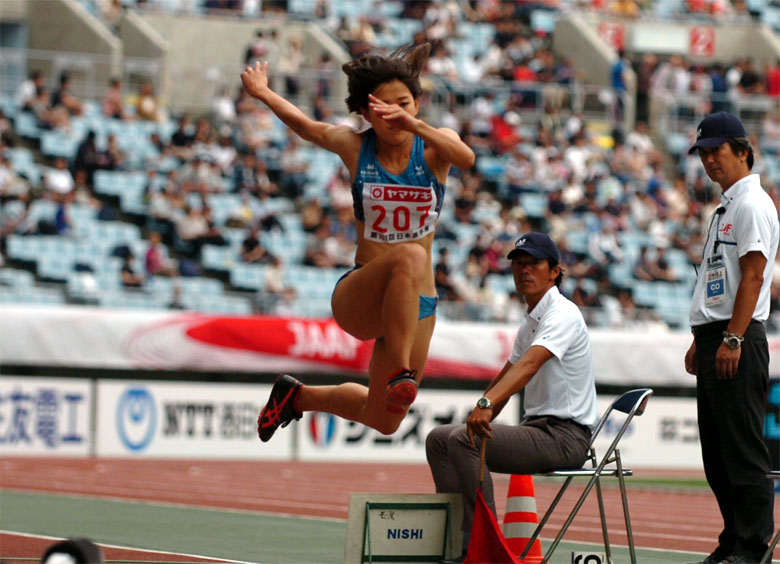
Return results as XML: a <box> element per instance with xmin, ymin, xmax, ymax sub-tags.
<box><xmin>363</xmin><ymin>79</ymin><xmax>419</xmax><ymax>138</ymax></box>
<box><xmin>511</xmin><ymin>254</ymin><xmax>559</xmax><ymax>304</ymax></box>
<box><xmin>698</xmin><ymin>142</ymin><xmax>748</xmax><ymax>190</ymax></box>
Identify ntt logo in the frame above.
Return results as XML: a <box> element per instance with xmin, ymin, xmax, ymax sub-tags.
<box><xmin>308</xmin><ymin>412</ymin><xmax>336</xmax><ymax>446</ymax></box>
<box><xmin>117</xmin><ymin>387</ymin><xmax>157</xmax><ymax>452</ymax></box>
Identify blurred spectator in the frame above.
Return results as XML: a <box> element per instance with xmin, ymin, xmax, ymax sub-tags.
<box><xmin>102</xmin><ymin>133</ymin><xmax>127</xmax><ymax>170</ymax></box>
<box><xmin>649</xmin><ymin>246</ymin><xmax>678</xmax><ymax>282</ymax></box>
<box><xmin>760</xmin><ymin>108</ymin><xmax>780</xmax><ymax>153</ymax></box>
<box><xmin>0</xmin><ymin>153</ymin><xmax>27</xmax><ymax>197</ymax></box>
<box><xmin>588</xmin><ymin>214</ymin><xmax>624</xmax><ymax>269</ymax></box>
<box><xmin>302</xmin><ymin>219</ymin><xmax>337</xmax><ymax>267</ymax></box>
<box><xmin>244</xmin><ymin>29</ymin><xmax>268</xmax><ymax>65</ymax></box>
<box><xmin>102</xmin><ymin>77</ymin><xmax>130</xmax><ymax>120</ymax></box>
<box><xmin>167</xmin><ymin>284</ymin><xmax>187</xmax><ymax>310</ymax></box>
<box><xmin>121</xmin><ymin>252</ymin><xmax>145</xmax><ymax>287</ymax></box>
<box><xmin>736</xmin><ymin>58</ymin><xmax>765</xmax><ymax>95</ymax></box>
<box><xmin>427</xmin><ymin>43</ymin><xmax>459</xmax><ymax>83</ymax></box>
<box><xmin>31</xmin><ymin>86</ymin><xmax>70</xmax><ymax>130</ymax></box>
<box><xmin>314</xmin><ymin>52</ymin><xmax>337</xmax><ymax>99</ymax></box>
<box><xmin>44</xmin><ymin>157</ymin><xmax>75</xmax><ymax>196</ymax></box>
<box><xmin>278</xmin><ymin>136</ymin><xmax>309</xmax><ymax>201</ymax></box>
<box><xmin>241</xmin><ymin>225</ymin><xmax>276</xmax><ymax>264</ymax></box>
<box><xmin>434</xmin><ymin>248</ymin><xmax>460</xmax><ymax>301</ymax></box>
<box><xmin>175</xmin><ymin>205</ymin><xmax>210</xmax><ymax>257</ymax></box>
<box><xmin>54</xmin><ymin>192</ymin><xmax>74</xmax><ymax>235</ymax></box>
<box><xmin>15</xmin><ymin>70</ymin><xmax>45</xmax><ymax>112</ymax></box>
<box><xmin>145</xmin><ymin>231</ymin><xmax>179</xmax><ymax>278</ymax></box>
<box><xmin>279</xmin><ymin>36</ymin><xmax>303</xmax><ymax>98</ymax></box>
<box><xmin>74</xmin><ymin>130</ymin><xmax>101</xmax><ymax>185</ymax></box>
<box><xmin>610</xmin><ymin>49</ymin><xmax>631</xmax><ymax>123</ymax></box>
<box><xmin>634</xmin><ymin>53</ymin><xmax>657</xmax><ymax>124</ymax></box>
<box><xmin>170</xmin><ymin>115</ymin><xmax>195</xmax><ymax>160</ymax></box>
<box><xmin>212</xmin><ymin>86</ymin><xmax>237</xmax><ymax>127</ymax></box>
<box><xmin>136</xmin><ymin>81</ymin><xmax>161</xmax><ymax>121</ymax></box>
<box><xmin>51</xmin><ymin>72</ymin><xmax>83</xmax><ymax>116</ymax></box>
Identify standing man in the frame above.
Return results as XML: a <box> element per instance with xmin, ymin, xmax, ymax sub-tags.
<box><xmin>426</xmin><ymin>233</ymin><xmax>598</xmax><ymax>562</ymax></box>
<box><xmin>685</xmin><ymin>111</ymin><xmax>778</xmax><ymax>564</ymax></box>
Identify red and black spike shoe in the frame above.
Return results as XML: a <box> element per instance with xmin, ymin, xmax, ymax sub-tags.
<box><xmin>257</xmin><ymin>374</ymin><xmax>302</xmax><ymax>442</ymax></box>
<box><xmin>386</xmin><ymin>368</ymin><xmax>418</xmax><ymax>414</ymax></box>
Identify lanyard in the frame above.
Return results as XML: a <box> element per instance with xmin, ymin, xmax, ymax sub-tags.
<box><xmin>695</xmin><ymin>206</ymin><xmax>725</xmax><ymax>277</ymax></box>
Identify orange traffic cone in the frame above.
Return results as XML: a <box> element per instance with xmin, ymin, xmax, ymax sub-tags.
<box><xmin>502</xmin><ymin>474</ymin><xmax>543</xmax><ymax>563</ymax></box>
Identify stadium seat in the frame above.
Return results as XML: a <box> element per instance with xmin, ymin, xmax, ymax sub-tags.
<box><xmin>520</xmin><ymin>388</ymin><xmax>654</xmax><ymax>564</ymax></box>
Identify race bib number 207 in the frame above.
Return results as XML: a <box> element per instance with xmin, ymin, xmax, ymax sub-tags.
<box><xmin>363</xmin><ymin>183</ymin><xmax>438</xmax><ymax>243</ymax></box>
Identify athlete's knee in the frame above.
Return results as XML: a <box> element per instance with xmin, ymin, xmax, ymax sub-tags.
<box><xmin>391</xmin><ymin>245</ymin><xmax>428</xmax><ymax>283</ymax></box>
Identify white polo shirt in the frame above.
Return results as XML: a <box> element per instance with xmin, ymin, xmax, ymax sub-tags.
<box><xmin>689</xmin><ymin>174</ymin><xmax>779</xmax><ymax>326</ymax></box>
<box><xmin>508</xmin><ymin>286</ymin><xmax>599</xmax><ymax>429</ymax></box>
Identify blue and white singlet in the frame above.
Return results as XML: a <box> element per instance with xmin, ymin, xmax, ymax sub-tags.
<box><xmin>351</xmin><ymin>129</ymin><xmax>446</xmax><ymax>243</ymax></box>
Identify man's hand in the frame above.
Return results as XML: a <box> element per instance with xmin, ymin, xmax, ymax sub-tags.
<box><xmin>466</xmin><ymin>406</ymin><xmax>493</xmax><ymax>445</ymax></box>
<box><xmin>241</xmin><ymin>61</ymin><xmax>271</xmax><ymax>100</ymax></box>
<box><xmin>715</xmin><ymin>342</ymin><xmax>741</xmax><ymax>379</ymax></box>
<box><xmin>684</xmin><ymin>340</ymin><xmax>697</xmax><ymax>375</ymax></box>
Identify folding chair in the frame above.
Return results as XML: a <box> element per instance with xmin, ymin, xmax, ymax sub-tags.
<box><xmin>762</xmin><ymin>471</ymin><xmax>780</xmax><ymax>564</ymax></box>
<box><xmin>519</xmin><ymin>388</ymin><xmax>654</xmax><ymax>564</ymax></box>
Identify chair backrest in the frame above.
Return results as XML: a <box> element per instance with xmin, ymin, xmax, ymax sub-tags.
<box><xmin>588</xmin><ymin>388</ymin><xmax>654</xmax><ymax>468</ymax></box>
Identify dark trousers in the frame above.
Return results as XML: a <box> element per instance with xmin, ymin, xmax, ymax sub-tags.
<box><xmin>693</xmin><ymin>320</ymin><xmax>774</xmax><ymax>559</ymax></box>
<box><xmin>425</xmin><ymin>417</ymin><xmax>590</xmax><ymax>544</ymax></box>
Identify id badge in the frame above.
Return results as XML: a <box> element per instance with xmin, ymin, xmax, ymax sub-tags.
<box><xmin>705</xmin><ymin>255</ymin><xmax>725</xmax><ymax>307</ymax></box>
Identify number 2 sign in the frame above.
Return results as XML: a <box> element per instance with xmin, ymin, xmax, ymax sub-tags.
<box><xmin>690</xmin><ymin>26</ymin><xmax>715</xmax><ymax>57</ymax></box>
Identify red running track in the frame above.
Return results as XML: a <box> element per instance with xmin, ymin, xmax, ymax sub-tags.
<box><xmin>1</xmin><ymin>458</ymin><xmax>778</xmax><ymax>561</ymax></box>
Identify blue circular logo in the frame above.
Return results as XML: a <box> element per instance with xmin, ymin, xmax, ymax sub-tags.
<box><xmin>117</xmin><ymin>387</ymin><xmax>156</xmax><ymax>452</ymax></box>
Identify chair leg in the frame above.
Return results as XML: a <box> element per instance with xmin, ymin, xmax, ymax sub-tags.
<box><xmin>541</xmin><ymin>474</ymin><xmax>603</xmax><ymax>563</ymax></box>
<box><xmin>616</xmin><ymin>452</ymin><xmax>637</xmax><ymax>564</ymax></box>
<box><xmin>520</xmin><ymin>476</ymin><xmax>574</xmax><ymax>560</ymax></box>
<box><xmin>594</xmin><ymin>477</ymin><xmax>612</xmax><ymax>564</ymax></box>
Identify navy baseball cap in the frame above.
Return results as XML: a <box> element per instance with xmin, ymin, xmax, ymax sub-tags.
<box><xmin>688</xmin><ymin>111</ymin><xmax>747</xmax><ymax>154</ymax></box>
<box><xmin>507</xmin><ymin>232</ymin><xmax>560</xmax><ymax>262</ymax></box>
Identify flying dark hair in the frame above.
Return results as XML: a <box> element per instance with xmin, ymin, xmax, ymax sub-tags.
<box><xmin>341</xmin><ymin>43</ymin><xmax>431</xmax><ymax>114</ymax></box>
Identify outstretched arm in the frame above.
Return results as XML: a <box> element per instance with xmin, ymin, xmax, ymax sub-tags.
<box><xmin>241</xmin><ymin>62</ymin><xmax>358</xmax><ymax>159</ymax></box>
<box><xmin>368</xmin><ymin>94</ymin><xmax>475</xmax><ymax>172</ymax></box>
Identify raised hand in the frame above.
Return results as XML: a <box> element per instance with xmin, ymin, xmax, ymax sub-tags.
<box><xmin>368</xmin><ymin>94</ymin><xmax>419</xmax><ymax>132</ymax></box>
<box><xmin>241</xmin><ymin>61</ymin><xmax>271</xmax><ymax>99</ymax></box>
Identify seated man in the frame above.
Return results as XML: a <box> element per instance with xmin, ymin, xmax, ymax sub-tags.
<box><xmin>426</xmin><ymin>233</ymin><xmax>598</xmax><ymax>562</ymax></box>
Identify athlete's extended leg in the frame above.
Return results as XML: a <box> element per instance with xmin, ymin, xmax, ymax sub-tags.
<box><xmin>289</xmin><ymin>243</ymin><xmax>435</xmax><ymax>433</ymax></box>
<box><xmin>295</xmin><ymin>313</ymin><xmax>435</xmax><ymax>435</ymax></box>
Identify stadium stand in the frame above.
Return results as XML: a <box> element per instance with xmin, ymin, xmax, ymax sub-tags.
<box><xmin>1</xmin><ymin>0</ymin><xmax>779</xmax><ymax>330</ymax></box>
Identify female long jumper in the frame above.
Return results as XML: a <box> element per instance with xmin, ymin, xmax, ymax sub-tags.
<box><xmin>241</xmin><ymin>44</ymin><xmax>475</xmax><ymax>438</ymax></box>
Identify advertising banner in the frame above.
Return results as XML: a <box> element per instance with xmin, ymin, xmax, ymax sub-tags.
<box><xmin>7</xmin><ymin>304</ymin><xmax>772</xmax><ymax>386</ymax></box>
<box><xmin>96</xmin><ymin>380</ymin><xmax>290</xmax><ymax>460</ymax></box>
<box><xmin>0</xmin><ymin>376</ymin><xmax>92</xmax><ymax>456</ymax></box>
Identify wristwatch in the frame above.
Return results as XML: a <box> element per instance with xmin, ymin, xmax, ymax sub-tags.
<box><xmin>722</xmin><ymin>331</ymin><xmax>744</xmax><ymax>350</ymax></box>
<box><xmin>476</xmin><ymin>397</ymin><xmax>493</xmax><ymax>409</ymax></box>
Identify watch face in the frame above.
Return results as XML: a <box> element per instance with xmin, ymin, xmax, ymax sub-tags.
<box><xmin>477</xmin><ymin>397</ymin><xmax>491</xmax><ymax>408</ymax></box>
